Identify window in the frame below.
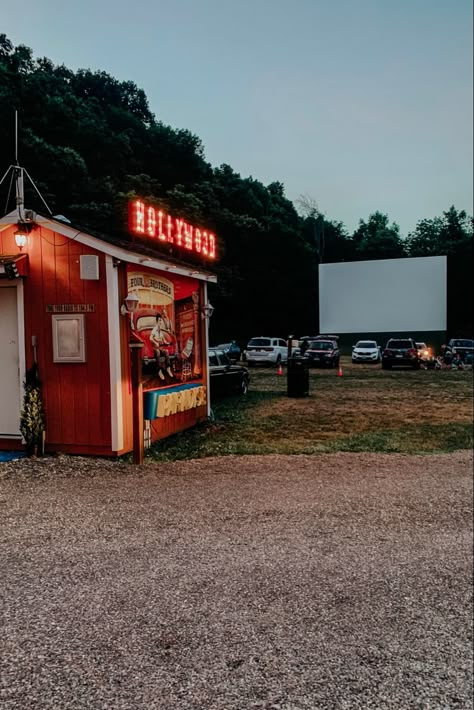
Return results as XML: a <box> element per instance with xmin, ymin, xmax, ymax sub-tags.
<box><xmin>356</xmin><ymin>341</ymin><xmax>377</xmax><ymax>348</ymax></box>
<box><xmin>248</xmin><ymin>338</ymin><xmax>271</xmax><ymax>347</ymax></box>
<box><xmin>217</xmin><ymin>352</ymin><xmax>231</xmax><ymax>365</ymax></box>
<box><xmin>388</xmin><ymin>340</ymin><xmax>413</xmax><ymax>349</ymax></box>
<box><xmin>309</xmin><ymin>340</ymin><xmax>333</xmax><ymax>350</ymax></box>
<box><xmin>52</xmin><ymin>314</ymin><xmax>86</xmax><ymax>363</ymax></box>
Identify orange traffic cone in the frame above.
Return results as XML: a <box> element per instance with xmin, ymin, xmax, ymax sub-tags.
<box><xmin>277</xmin><ymin>363</ymin><xmax>283</xmax><ymax>376</ymax></box>
<box><xmin>337</xmin><ymin>363</ymin><xmax>343</xmax><ymax>377</ymax></box>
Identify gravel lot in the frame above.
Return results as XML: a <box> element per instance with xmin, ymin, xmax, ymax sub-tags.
<box><xmin>1</xmin><ymin>451</ymin><xmax>472</xmax><ymax>710</ymax></box>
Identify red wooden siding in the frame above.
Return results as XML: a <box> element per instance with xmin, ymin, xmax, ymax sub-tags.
<box><xmin>1</xmin><ymin>224</ymin><xmax>113</xmax><ymax>455</ymax></box>
<box><xmin>1</xmin><ymin>224</ymin><xmax>212</xmax><ymax>456</ymax></box>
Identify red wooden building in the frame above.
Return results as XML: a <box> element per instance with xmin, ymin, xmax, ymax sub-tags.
<box><xmin>0</xmin><ymin>200</ymin><xmax>217</xmax><ymax>456</ymax></box>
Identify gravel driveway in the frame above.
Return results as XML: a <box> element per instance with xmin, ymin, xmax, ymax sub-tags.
<box><xmin>1</xmin><ymin>451</ymin><xmax>472</xmax><ymax>710</ymax></box>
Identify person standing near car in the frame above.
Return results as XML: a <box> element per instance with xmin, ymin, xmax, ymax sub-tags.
<box><xmin>150</xmin><ymin>311</ymin><xmax>176</xmax><ymax>380</ymax></box>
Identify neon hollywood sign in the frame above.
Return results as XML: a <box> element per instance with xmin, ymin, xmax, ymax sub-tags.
<box><xmin>129</xmin><ymin>199</ymin><xmax>217</xmax><ymax>261</ymax></box>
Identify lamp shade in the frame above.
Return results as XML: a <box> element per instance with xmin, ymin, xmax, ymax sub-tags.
<box><xmin>124</xmin><ymin>292</ymin><xmax>140</xmax><ymax>312</ymax></box>
<box><xmin>201</xmin><ymin>302</ymin><xmax>215</xmax><ymax>319</ymax></box>
<box><xmin>14</xmin><ymin>231</ymin><xmax>27</xmax><ymax>250</ymax></box>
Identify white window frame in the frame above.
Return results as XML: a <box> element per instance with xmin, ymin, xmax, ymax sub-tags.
<box><xmin>52</xmin><ymin>314</ymin><xmax>86</xmax><ymax>363</ymax></box>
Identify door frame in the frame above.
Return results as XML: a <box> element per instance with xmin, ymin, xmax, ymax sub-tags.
<box><xmin>0</xmin><ymin>280</ymin><xmax>25</xmax><ymax>440</ymax></box>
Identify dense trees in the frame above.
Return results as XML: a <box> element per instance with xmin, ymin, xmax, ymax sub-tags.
<box><xmin>0</xmin><ymin>35</ymin><xmax>472</xmax><ymax>339</ymax></box>
<box><xmin>406</xmin><ymin>207</ymin><xmax>474</xmax><ymax>335</ymax></box>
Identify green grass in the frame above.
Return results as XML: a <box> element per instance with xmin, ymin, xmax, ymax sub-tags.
<box><xmin>147</xmin><ymin>361</ymin><xmax>473</xmax><ymax>461</ymax></box>
<box><xmin>322</xmin><ymin>423</ymin><xmax>473</xmax><ymax>454</ymax></box>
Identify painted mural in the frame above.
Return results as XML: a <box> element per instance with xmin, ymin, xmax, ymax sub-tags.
<box><xmin>127</xmin><ymin>268</ymin><xmax>202</xmax><ymax>387</ymax></box>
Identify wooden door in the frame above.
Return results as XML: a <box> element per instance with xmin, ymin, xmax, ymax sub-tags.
<box><xmin>0</xmin><ymin>286</ymin><xmax>21</xmax><ymax>438</ymax></box>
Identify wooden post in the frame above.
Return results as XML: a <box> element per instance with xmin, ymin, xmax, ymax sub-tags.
<box><xmin>129</xmin><ymin>342</ymin><xmax>144</xmax><ymax>464</ymax></box>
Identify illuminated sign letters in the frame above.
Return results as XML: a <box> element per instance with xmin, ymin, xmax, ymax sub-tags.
<box><xmin>129</xmin><ymin>200</ymin><xmax>217</xmax><ymax>261</ymax></box>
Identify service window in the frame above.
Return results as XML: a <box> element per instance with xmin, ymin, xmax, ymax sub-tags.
<box><xmin>52</xmin><ymin>314</ymin><xmax>86</xmax><ymax>363</ymax></box>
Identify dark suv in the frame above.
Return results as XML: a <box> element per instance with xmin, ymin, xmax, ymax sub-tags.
<box><xmin>303</xmin><ymin>338</ymin><xmax>340</xmax><ymax>368</ymax></box>
<box><xmin>382</xmin><ymin>338</ymin><xmax>420</xmax><ymax>370</ymax></box>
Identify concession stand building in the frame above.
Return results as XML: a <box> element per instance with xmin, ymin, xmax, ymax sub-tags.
<box><xmin>0</xmin><ymin>198</ymin><xmax>217</xmax><ymax>456</ymax></box>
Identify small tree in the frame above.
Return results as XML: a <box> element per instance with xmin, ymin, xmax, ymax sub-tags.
<box><xmin>19</xmin><ymin>364</ymin><xmax>45</xmax><ymax>456</ymax></box>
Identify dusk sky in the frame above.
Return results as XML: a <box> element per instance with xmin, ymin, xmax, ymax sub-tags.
<box><xmin>2</xmin><ymin>0</ymin><xmax>472</xmax><ymax>236</ymax></box>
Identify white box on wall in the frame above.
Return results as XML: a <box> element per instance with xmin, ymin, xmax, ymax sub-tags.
<box><xmin>80</xmin><ymin>255</ymin><xmax>99</xmax><ymax>280</ymax></box>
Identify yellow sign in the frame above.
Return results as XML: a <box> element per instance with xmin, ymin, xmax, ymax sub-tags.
<box><xmin>156</xmin><ymin>386</ymin><xmax>206</xmax><ymax>418</ymax></box>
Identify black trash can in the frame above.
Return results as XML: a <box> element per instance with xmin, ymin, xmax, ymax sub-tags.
<box><xmin>287</xmin><ymin>356</ymin><xmax>309</xmax><ymax>397</ymax></box>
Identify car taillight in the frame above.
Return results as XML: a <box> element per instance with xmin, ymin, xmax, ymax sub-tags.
<box><xmin>408</xmin><ymin>348</ymin><xmax>417</xmax><ymax>356</ymax></box>
<box><xmin>383</xmin><ymin>349</ymin><xmax>391</xmax><ymax>356</ymax></box>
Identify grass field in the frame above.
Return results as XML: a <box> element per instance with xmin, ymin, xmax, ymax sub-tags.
<box><xmin>148</xmin><ymin>357</ymin><xmax>473</xmax><ymax>461</ymax></box>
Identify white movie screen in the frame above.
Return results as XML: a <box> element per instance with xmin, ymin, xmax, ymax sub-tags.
<box><xmin>319</xmin><ymin>256</ymin><xmax>447</xmax><ymax>334</ymax></box>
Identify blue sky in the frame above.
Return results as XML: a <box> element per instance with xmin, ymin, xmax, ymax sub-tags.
<box><xmin>2</xmin><ymin>0</ymin><xmax>472</xmax><ymax>235</ymax></box>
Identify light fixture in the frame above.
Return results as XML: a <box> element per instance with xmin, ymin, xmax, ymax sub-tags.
<box><xmin>120</xmin><ymin>292</ymin><xmax>140</xmax><ymax>316</ymax></box>
<box><xmin>14</xmin><ymin>229</ymin><xmax>27</xmax><ymax>250</ymax></box>
<box><xmin>201</xmin><ymin>302</ymin><xmax>215</xmax><ymax>320</ymax></box>
<box><xmin>14</xmin><ymin>219</ymin><xmax>36</xmax><ymax>251</ymax></box>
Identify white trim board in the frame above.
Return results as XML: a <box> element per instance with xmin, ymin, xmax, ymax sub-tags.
<box><xmin>105</xmin><ymin>255</ymin><xmax>124</xmax><ymax>452</ymax></box>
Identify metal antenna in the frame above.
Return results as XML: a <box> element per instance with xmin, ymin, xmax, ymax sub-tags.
<box><xmin>0</xmin><ymin>111</ymin><xmax>53</xmax><ymax>217</ymax></box>
<box><xmin>0</xmin><ymin>110</ymin><xmax>53</xmax><ymax>217</ymax></box>
<box><xmin>15</xmin><ymin>110</ymin><xmax>19</xmax><ymax>165</ymax></box>
<box><xmin>13</xmin><ymin>111</ymin><xmax>25</xmax><ymax>220</ymax></box>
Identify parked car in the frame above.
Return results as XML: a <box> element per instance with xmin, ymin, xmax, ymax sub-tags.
<box><xmin>351</xmin><ymin>340</ymin><xmax>380</xmax><ymax>363</ymax></box>
<box><xmin>298</xmin><ymin>334</ymin><xmax>339</xmax><ymax>357</ymax></box>
<box><xmin>214</xmin><ymin>340</ymin><xmax>241</xmax><ymax>363</ymax></box>
<box><xmin>208</xmin><ymin>348</ymin><xmax>249</xmax><ymax>396</ymax></box>
<box><xmin>415</xmin><ymin>342</ymin><xmax>432</xmax><ymax>361</ymax></box>
<box><xmin>303</xmin><ymin>338</ymin><xmax>340</xmax><ymax>368</ymax></box>
<box><xmin>444</xmin><ymin>338</ymin><xmax>474</xmax><ymax>362</ymax></box>
<box><xmin>382</xmin><ymin>338</ymin><xmax>420</xmax><ymax>369</ymax></box>
<box><xmin>244</xmin><ymin>337</ymin><xmax>288</xmax><ymax>367</ymax></box>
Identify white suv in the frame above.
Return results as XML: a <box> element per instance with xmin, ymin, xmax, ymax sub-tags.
<box><xmin>244</xmin><ymin>337</ymin><xmax>288</xmax><ymax>366</ymax></box>
<box><xmin>351</xmin><ymin>340</ymin><xmax>381</xmax><ymax>363</ymax></box>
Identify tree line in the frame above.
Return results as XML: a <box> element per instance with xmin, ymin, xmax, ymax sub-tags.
<box><xmin>1</xmin><ymin>35</ymin><xmax>472</xmax><ymax>341</ymax></box>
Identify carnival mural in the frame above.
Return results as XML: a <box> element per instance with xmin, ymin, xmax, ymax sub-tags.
<box><xmin>127</xmin><ymin>268</ymin><xmax>202</xmax><ymax>386</ymax></box>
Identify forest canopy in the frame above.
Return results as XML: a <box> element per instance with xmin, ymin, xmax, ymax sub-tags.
<box><xmin>0</xmin><ymin>34</ymin><xmax>472</xmax><ymax>339</ymax></box>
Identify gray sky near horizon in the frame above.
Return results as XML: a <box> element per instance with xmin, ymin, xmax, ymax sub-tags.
<box><xmin>2</xmin><ymin>0</ymin><xmax>472</xmax><ymax>236</ymax></box>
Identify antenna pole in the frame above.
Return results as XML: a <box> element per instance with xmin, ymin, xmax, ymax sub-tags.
<box><xmin>13</xmin><ymin>111</ymin><xmax>25</xmax><ymax>220</ymax></box>
<box><xmin>1</xmin><ymin>111</ymin><xmax>52</xmax><ymax>218</ymax></box>
<box><xmin>15</xmin><ymin>110</ymin><xmax>19</xmax><ymax>164</ymax></box>
<box><xmin>15</xmin><ymin>167</ymin><xmax>25</xmax><ymax>221</ymax></box>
